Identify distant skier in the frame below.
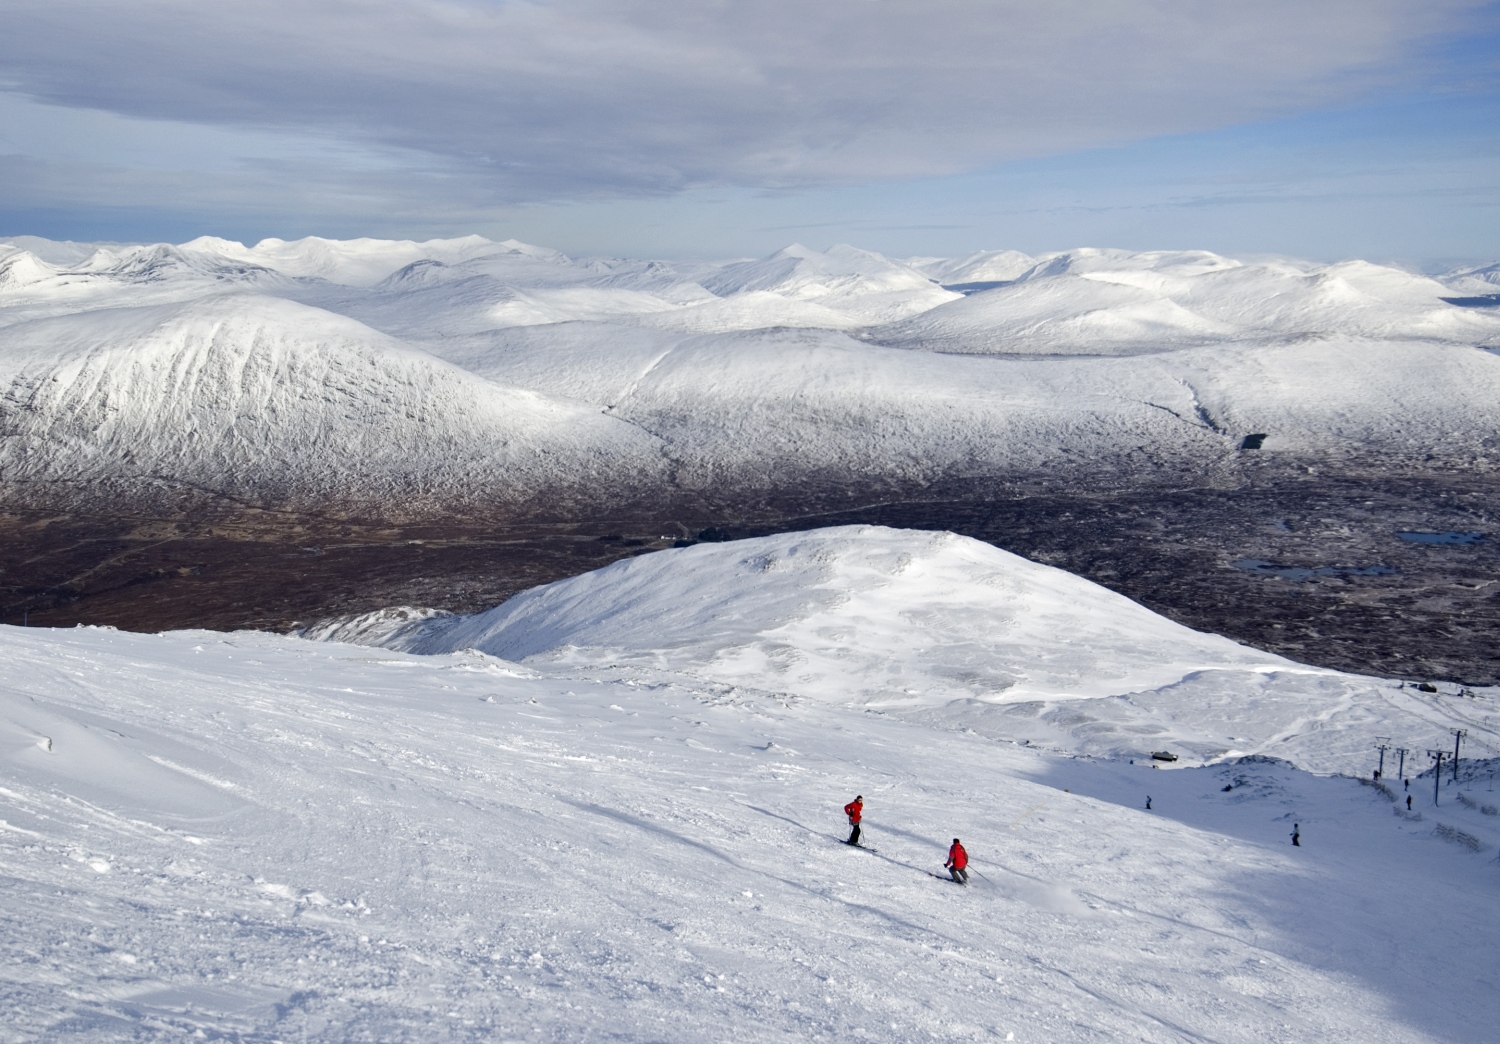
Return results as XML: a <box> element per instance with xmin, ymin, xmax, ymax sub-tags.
<box><xmin>1406</xmin><ymin>795</ymin><xmax>1412</xmax><ymax>810</ymax></box>
<box><xmin>844</xmin><ymin>795</ymin><xmax>864</xmax><ymax>846</ymax></box>
<box><xmin>1291</xmin><ymin>824</ymin><xmax>1300</xmax><ymax>847</ymax></box>
<box><xmin>1145</xmin><ymin>796</ymin><xmax>1152</xmax><ymax>810</ymax></box>
<box><xmin>1404</xmin><ymin>778</ymin><xmax>1410</xmax><ymax>792</ymax></box>
<box><xmin>946</xmin><ymin>838</ymin><xmax>969</xmax><ymax>885</ymax></box>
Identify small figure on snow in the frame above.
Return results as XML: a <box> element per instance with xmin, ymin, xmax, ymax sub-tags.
<box><xmin>1404</xmin><ymin>778</ymin><xmax>1409</xmax><ymax>792</ymax></box>
<box><xmin>844</xmin><ymin>795</ymin><xmax>864</xmax><ymax>846</ymax></box>
<box><xmin>1291</xmin><ymin>824</ymin><xmax>1300</xmax><ymax>847</ymax></box>
<box><xmin>1406</xmin><ymin>795</ymin><xmax>1412</xmax><ymax>810</ymax></box>
<box><xmin>1145</xmin><ymin>796</ymin><xmax>1152</xmax><ymax>810</ymax></box>
<box><xmin>946</xmin><ymin>838</ymin><xmax>969</xmax><ymax>885</ymax></box>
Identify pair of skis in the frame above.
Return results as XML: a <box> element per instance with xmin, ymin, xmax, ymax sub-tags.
<box><xmin>841</xmin><ymin>836</ymin><xmax>966</xmax><ymax>884</ymax></box>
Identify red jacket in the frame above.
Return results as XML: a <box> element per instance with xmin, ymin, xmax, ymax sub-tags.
<box><xmin>844</xmin><ymin>799</ymin><xmax>863</xmax><ymax>824</ymax></box>
<box><xmin>947</xmin><ymin>841</ymin><xmax>968</xmax><ymax>870</ymax></box>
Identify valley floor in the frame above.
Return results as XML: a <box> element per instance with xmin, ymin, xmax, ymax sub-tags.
<box><xmin>5</xmin><ymin>466</ymin><xmax>1497</xmax><ymax>684</ymax></box>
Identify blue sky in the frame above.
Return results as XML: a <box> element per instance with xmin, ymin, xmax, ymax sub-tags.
<box><xmin>0</xmin><ymin>0</ymin><xmax>1496</xmax><ymax>263</ymax></box>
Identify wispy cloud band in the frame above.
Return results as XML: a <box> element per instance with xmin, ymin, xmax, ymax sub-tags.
<box><xmin>0</xmin><ymin>0</ymin><xmax>1478</xmax><ymax>202</ymax></box>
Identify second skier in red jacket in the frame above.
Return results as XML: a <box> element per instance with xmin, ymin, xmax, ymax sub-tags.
<box><xmin>946</xmin><ymin>838</ymin><xmax>969</xmax><ymax>884</ymax></box>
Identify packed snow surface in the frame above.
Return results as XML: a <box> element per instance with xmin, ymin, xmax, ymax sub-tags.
<box><xmin>4</xmin><ymin>526</ymin><xmax>1500</xmax><ymax>1041</ymax></box>
<box><xmin>2</xmin><ymin>233</ymin><xmax>1498</xmax><ymax>508</ymax></box>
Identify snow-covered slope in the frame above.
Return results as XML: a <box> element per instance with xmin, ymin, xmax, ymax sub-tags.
<box><xmin>348</xmin><ymin>526</ymin><xmax>1464</xmax><ymax>774</ymax></box>
<box><xmin>4</xmin><ymin>526</ymin><xmax>1500</xmax><ymax>1040</ymax></box>
<box><xmin>428</xmin><ymin>322</ymin><xmax>1500</xmax><ymax>486</ymax></box>
<box><xmin>0</xmin><ymin>293</ymin><xmax>666</xmax><ymax>510</ymax></box>
<box><xmin>383</xmin><ymin>527</ymin><xmax>1286</xmax><ymax>693</ymax></box>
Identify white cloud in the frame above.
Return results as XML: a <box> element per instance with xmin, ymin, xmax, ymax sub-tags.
<box><xmin>0</xmin><ymin>0</ymin><xmax>1480</xmax><ymax>205</ymax></box>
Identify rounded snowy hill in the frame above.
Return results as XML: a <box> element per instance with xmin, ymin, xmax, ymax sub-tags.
<box><xmin>431</xmin><ymin>320</ymin><xmax>1500</xmax><ymax>487</ymax></box>
<box><xmin>871</xmin><ymin>249</ymin><xmax>1500</xmax><ymax>355</ymax></box>
<box><xmin>0</xmin><ymin>293</ymin><xmax>666</xmax><ymax>512</ymax></box>
<box><xmin>338</xmin><ymin>526</ymin><xmax>1429</xmax><ymax>773</ymax></box>
<box><xmin>700</xmin><ymin>243</ymin><xmax>959</xmax><ymax>323</ymax></box>
<box><xmin>389</xmin><ymin>526</ymin><xmax>1285</xmax><ymax>694</ymax></box>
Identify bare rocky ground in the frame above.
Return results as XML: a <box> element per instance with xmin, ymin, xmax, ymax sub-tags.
<box><xmin>1</xmin><ymin>462</ymin><xmax>1496</xmax><ymax>685</ymax></box>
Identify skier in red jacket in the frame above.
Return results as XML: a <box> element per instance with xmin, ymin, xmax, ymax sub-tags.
<box><xmin>844</xmin><ymin>795</ymin><xmax>864</xmax><ymax>846</ymax></box>
<box><xmin>946</xmin><ymin>838</ymin><xmax>969</xmax><ymax>884</ymax></box>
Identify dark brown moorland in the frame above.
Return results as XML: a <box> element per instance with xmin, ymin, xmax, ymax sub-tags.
<box><xmin>2</xmin><ymin>464</ymin><xmax>1495</xmax><ymax>686</ymax></box>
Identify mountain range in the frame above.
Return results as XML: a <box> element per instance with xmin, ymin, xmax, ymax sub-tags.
<box><xmin>3</xmin><ymin>234</ymin><xmax>1497</xmax><ymax>519</ymax></box>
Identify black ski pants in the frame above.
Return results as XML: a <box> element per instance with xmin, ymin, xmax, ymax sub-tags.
<box><xmin>847</xmin><ymin>823</ymin><xmax>861</xmax><ymax>846</ymax></box>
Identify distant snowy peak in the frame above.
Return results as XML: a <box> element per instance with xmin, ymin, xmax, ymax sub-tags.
<box><xmin>701</xmin><ymin>243</ymin><xmax>958</xmax><ymax>323</ymax></box>
<box><xmin>1019</xmin><ymin>247</ymin><xmax>1244</xmax><ymax>283</ymax></box>
<box><xmin>489</xmin><ymin>238</ymin><xmax>570</xmax><ymax>261</ymax></box>
<box><xmin>871</xmin><ymin>275</ymin><xmax>1239</xmax><ymax>355</ymax></box>
<box><xmin>181</xmin><ymin>234</ymin><xmax>532</xmax><ymax>287</ymax></box>
<box><xmin>872</xmin><ymin>250</ymin><xmax>1500</xmax><ymax>354</ymax></box>
<box><xmin>912</xmin><ymin>249</ymin><xmax>1036</xmax><ymax>286</ymax></box>
<box><xmin>374</xmin><ymin>258</ymin><xmax>462</xmax><ymax>290</ymax></box>
<box><xmin>0</xmin><ymin>235</ymin><xmax>113</xmax><ymax>267</ymax></box>
<box><xmin>0</xmin><ymin>250</ymin><xmax>59</xmax><ymax>290</ymax></box>
<box><xmin>1440</xmin><ymin>261</ymin><xmax>1500</xmax><ymax>297</ymax></box>
<box><xmin>375</xmin><ymin>526</ymin><xmax>1291</xmax><ymax>706</ymax></box>
<box><xmin>83</xmin><ymin>243</ymin><xmax>287</xmax><ymax>286</ymax></box>
<box><xmin>705</xmin><ymin>243</ymin><xmax>936</xmax><ymax>295</ymax></box>
<box><xmin>0</xmin><ymin>242</ymin><xmax>289</xmax><ymax>301</ymax></box>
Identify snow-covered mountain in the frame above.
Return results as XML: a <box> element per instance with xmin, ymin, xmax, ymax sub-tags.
<box><xmin>908</xmin><ymin>248</ymin><xmax>1037</xmax><ymax>287</ymax></box>
<box><xmin>5</xmin><ymin>524</ymin><xmax>1499</xmax><ymax>1039</ymax></box>
<box><xmin>0</xmin><ymin>293</ymin><xmax>666</xmax><ymax>513</ymax></box>
<box><xmin>699</xmin><ymin>243</ymin><xmax>959</xmax><ymax>323</ymax></box>
<box><xmin>1441</xmin><ymin>260</ymin><xmax>1500</xmax><ymax>298</ymax></box>
<box><xmin>872</xmin><ymin>250</ymin><xmax>1500</xmax><ymax>355</ymax></box>
<box><xmin>2</xmin><ymin>233</ymin><xmax>1498</xmax><ymax>517</ymax></box>
<box><xmin>320</xmin><ymin>526</ymin><xmax>1440</xmax><ymax>773</ymax></box>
